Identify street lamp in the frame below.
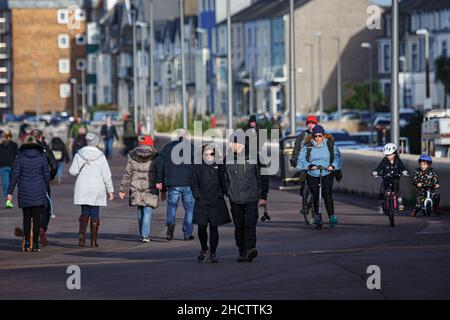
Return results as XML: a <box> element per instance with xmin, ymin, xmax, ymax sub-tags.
<box><xmin>316</xmin><ymin>32</ymin><xmax>323</xmax><ymax>114</ymax></box>
<box><xmin>226</xmin><ymin>0</ymin><xmax>233</xmax><ymax>130</ymax></box>
<box><xmin>180</xmin><ymin>0</ymin><xmax>188</xmax><ymax>130</ymax></box>
<box><xmin>32</xmin><ymin>62</ymin><xmax>40</xmax><ymax>127</ymax></box>
<box><xmin>289</xmin><ymin>0</ymin><xmax>296</xmax><ymax>135</ymax></box>
<box><xmin>361</xmin><ymin>42</ymin><xmax>374</xmax><ymax>115</ymax></box>
<box><xmin>399</xmin><ymin>56</ymin><xmax>407</xmax><ymax>109</ymax></box>
<box><xmin>416</xmin><ymin>28</ymin><xmax>431</xmax><ymax>110</ymax></box>
<box><xmin>71</xmin><ymin>78</ymin><xmax>78</xmax><ymax>117</ymax></box>
<box><xmin>332</xmin><ymin>37</ymin><xmax>342</xmax><ymax>121</ymax></box>
<box><xmin>136</xmin><ymin>21</ymin><xmax>148</xmax><ymax>133</ymax></box>
<box><xmin>304</xmin><ymin>43</ymin><xmax>314</xmax><ymax>113</ymax></box>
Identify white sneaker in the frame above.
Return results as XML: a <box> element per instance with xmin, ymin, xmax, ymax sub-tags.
<box><xmin>142</xmin><ymin>238</ymin><xmax>150</xmax><ymax>243</ymax></box>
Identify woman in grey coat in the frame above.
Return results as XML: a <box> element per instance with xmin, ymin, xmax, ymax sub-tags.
<box><xmin>119</xmin><ymin>135</ymin><xmax>160</xmax><ymax>242</ymax></box>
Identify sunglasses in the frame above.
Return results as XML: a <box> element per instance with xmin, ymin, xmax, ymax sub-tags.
<box><xmin>314</xmin><ymin>134</ymin><xmax>324</xmax><ymax>138</ymax></box>
<box><xmin>204</xmin><ymin>152</ymin><xmax>215</xmax><ymax>157</ymax></box>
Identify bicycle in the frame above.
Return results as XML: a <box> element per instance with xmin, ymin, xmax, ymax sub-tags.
<box><xmin>421</xmin><ymin>186</ymin><xmax>434</xmax><ymax>217</ymax></box>
<box><xmin>373</xmin><ymin>172</ymin><xmax>408</xmax><ymax>227</ymax></box>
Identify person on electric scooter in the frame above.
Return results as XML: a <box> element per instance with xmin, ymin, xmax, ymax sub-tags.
<box><xmin>298</xmin><ymin>125</ymin><xmax>342</xmax><ymax>227</ymax></box>
<box><xmin>372</xmin><ymin>143</ymin><xmax>408</xmax><ymax>214</ymax></box>
<box><xmin>411</xmin><ymin>154</ymin><xmax>440</xmax><ymax>217</ymax></box>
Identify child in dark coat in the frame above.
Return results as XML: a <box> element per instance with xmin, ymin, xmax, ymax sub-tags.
<box><xmin>411</xmin><ymin>154</ymin><xmax>440</xmax><ymax>216</ymax></box>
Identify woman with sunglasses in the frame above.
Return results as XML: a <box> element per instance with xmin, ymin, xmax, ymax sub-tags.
<box><xmin>190</xmin><ymin>144</ymin><xmax>231</xmax><ymax>263</ymax></box>
<box><xmin>298</xmin><ymin>125</ymin><xmax>342</xmax><ymax>227</ymax></box>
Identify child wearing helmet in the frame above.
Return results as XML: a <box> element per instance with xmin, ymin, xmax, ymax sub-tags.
<box><xmin>372</xmin><ymin>143</ymin><xmax>408</xmax><ymax>214</ymax></box>
<box><xmin>411</xmin><ymin>155</ymin><xmax>440</xmax><ymax>217</ymax></box>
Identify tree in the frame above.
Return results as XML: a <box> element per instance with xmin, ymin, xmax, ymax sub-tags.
<box><xmin>435</xmin><ymin>56</ymin><xmax>450</xmax><ymax>109</ymax></box>
<box><xmin>344</xmin><ymin>80</ymin><xmax>388</xmax><ymax>112</ymax></box>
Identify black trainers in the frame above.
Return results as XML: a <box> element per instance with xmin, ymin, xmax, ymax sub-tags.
<box><xmin>237</xmin><ymin>255</ymin><xmax>246</xmax><ymax>262</ymax></box>
<box><xmin>245</xmin><ymin>248</ymin><xmax>258</xmax><ymax>262</ymax></box>
<box><xmin>166</xmin><ymin>224</ymin><xmax>175</xmax><ymax>241</ymax></box>
<box><xmin>209</xmin><ymin>253</ymin><xmax>219</xmax><ymax>264</ymax></box>
<box><xmin>197</xmin><ymin>248</ymin><xmax>209</xmax><ymax>263</ymax></box>
<box><xmin>32</xmin><ymin>245</ymin><xmax>41</xmax><ymax>253</ymax></box>
<box><xmin>184</xmin><ymin>235</ymin><xmax>195</xmax><ymax>241</ymax></box>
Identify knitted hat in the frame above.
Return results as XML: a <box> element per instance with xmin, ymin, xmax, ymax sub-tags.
<box><xmin>312</xmin><ymin>125</ymin><xmax>325</xmax><ymax>136</ymax></box>
<box><xmin>138</xmin><ymin>135</ymin><xmax>155</xmax><ymax>147</ymax></box>
<box><xmin>86</xmin><ymin>133</ymin><xmax>100</xmax><ymax>147</ymax></box>
<box><xmin>306</xmin><ymin>115</ymin><xmax>319</xmax><ymax>125</ymax></box>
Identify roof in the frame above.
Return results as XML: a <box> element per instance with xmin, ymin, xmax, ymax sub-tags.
<box><xmin>217</xmin><ymin>0</ymin><xmax>310</xmax><ymax>26</ymax></box>
<box><xmin>0</xmin><ymin>0</ymin><xmax>100</xmax><ymax>9</ymax></box>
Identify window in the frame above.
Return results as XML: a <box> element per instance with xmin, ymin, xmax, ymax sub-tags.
<box><xmin>76</xmin><ymin>58</ymin><xmax>86</xmax><ymax>71</ymax></box>
<box><xmin>58</xmin><ymin>34</ymin><xmax>70</xmax><ymax>49</ymax></box>
<box><xmin>442</xmin><ymin>40</ymin><xmax>448</xmax><ymax>57</ymax></box>
<box><xmin>384</xmin><ymin>44</ymin><xmax>391</xmax><ymax>73</ymax></box>
<box><xmin>57</xmin><ymin>9</ymin><xmax>68</xmax><ymax>24</ymax></box>
<box><xmin>60</xmin><ymin>84</ymin><xmax>71</xmax><ymax>98</ymax></box>
<box><xmin>76</xmin><ymin>9</ymin><xmax>86</xmax><ymax>21</ymax></box>
<box><xmin>75</xmin><ymin>34</ymin><xmax>85</xmax><ymax>45</ymax></box>
<box><xmin>87</xmin><ymin>54</ymin><xmax>97</xmax><ymax>74</ymax></box>
<box><xmin>58</xmin><ymin>59</ymin><xmax>70</xmax><ymax>74</ymax></box>
<box><xmin>412</xmin><ymin>43</ymin><xmax>418</xmax><ymax>71</ymax></box>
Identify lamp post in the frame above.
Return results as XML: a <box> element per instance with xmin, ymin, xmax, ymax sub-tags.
<box><xmin>226</xmin><ymin>0</ymin><xmax>233</xmax><ymax>130</ymax></box>
<box><xmin>137</xmin><ymin>21</ymin><xmax>148</xmax><ymax>133</ymax></box>
<box><xmin>332</xmin><ymin>37</ymin><xmax>342</xmax><ymax>121</ymax></box>
<box><xmin>289</xmin><ymin>0</ymin><xmax>297</xmax><ymax>135</ymax></box>
<box><xmin>416</xmin><ymin>28</ymin><xmax>431</xmax><ymax>110</ymax></box>
<box><xmin>32</xmin><ymin>62</ymin><xmax>40</xmax><ymax>127</ymax></box>
<box><xmin>180</xmin><ymin>0</ymin><xmax>188</xmax><ymax>129</ymax></box>
<box><xmin>304</xmin><ymin>43</ymin><xmax>314</xmax><ymax>113</ymax></box>
<box><xmin>391</xmin><ymin>0</ymin><xmax>400</xmax><ymax>147</ymax></box>
<box><xmin>316</xmin><ymin>32</ymin><xmax>323</xmax><ymax>115</ymax></box>
<box><xmin>71</xmin><ymin>78</ymin><xmax>78</xmax><ymax>118</ymax></box>
<box><xmin>361</xmin><ymin>42</ymin><xmax>374</xmax><ymax>115</ymax></box>
<box><xmin>399</xmin><ymin>56</ymin><xmax>407</xmax><ymax>109</ymax></box>
<box><xmin>81</xmin><ymin>67</ymin><xmax>86</xmax><ymax>121</ymax></box>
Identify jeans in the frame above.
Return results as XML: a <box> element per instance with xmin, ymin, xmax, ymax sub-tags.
<box><xmin>104</xmin><ymin>139</ymin><xmax>114</xmax><ymax>159</ymax></box>
<box><xmin>81</xmin><ymin>205</ymin><xmax>100</xmax><ymax>219</ymax></box>
<box><xmin>56</xmin><ymin>162</ymin><xmax>64</xmax><ymax>178</ymax></box>
<box><xmin>0</xmin><ymin>166</ymin><xmax>12</xmax><ymax>198</ymax></box>
<box><xmin>167</xmin><ymin>187</ymin><xmax>195</xmax><ymax>238</ymax></box>
<box><xmin>138</xmin><ymin>206</ymin><xmax>153</xmax><ymax>239</ymax></box>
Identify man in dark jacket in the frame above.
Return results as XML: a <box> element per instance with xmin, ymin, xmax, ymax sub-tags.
<box><xmin>156</xmin><ymin>129</ymin><xmax>195</xmax><ymax>241</ymax></box>
<box><xmin>290</xmin><ymin>115</ymin><xmax>318</xmax><ymax>168</ymax></box>
<box><xmin>31</xmin><ymin>129</ymin><xmax>57</xmax><ymax>246</ymax></box>
<box><xmin>8</xmin><ymin>136</ymin><xmax>50</xmax><ymax>252</ymax></box>
<box><xmin>100</xmin><ymin>117</ymin><xmax>119</xmax><ymax>160</ymax></box>
<box><xmin>224</xmin><ymin>130</ymin><xmax>269</xmax><ymax>263</ymax></box>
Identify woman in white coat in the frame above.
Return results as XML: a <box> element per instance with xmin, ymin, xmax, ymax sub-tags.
<box><xmin>70</xmin><ymin>133</ymin><xmax>114</xmax><ymax>247</ymax></box>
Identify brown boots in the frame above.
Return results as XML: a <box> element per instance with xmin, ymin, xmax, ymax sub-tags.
<box><xmin>78</xmin><ymin>216</ymin><xmax>89</xmax><ymax>247</ymax></box>
<box><xmin>79</xmin><ymin>216</ymin><xmax>100</xmax><ymax>247</ymax></box>
<box><xmin>90</xmin><ymin>218</ymin><xmax>100</xmax><ymax>248</ymax></box>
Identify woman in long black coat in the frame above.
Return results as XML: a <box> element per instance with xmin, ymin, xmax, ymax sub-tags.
<box><xmin>190</xmin><ymin>144</ymin><xmax>231</xmax><ymax>263</ymax></box>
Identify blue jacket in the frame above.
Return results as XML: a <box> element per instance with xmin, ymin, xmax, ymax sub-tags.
<box><xmin>298</xmin><ymin>137</ymin><xmax>342</xmax><ymax>178</ymax></box>
<box><xmin>8</xmin><ymin>144</ymin><xmax>51</xmax><ymax>208</ymax></box>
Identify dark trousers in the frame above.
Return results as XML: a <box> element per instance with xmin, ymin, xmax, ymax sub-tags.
<box><xmin>307</xmin><ymin>174</ymin><xmax>335</xmax><ymax>218</ymax></box>
<box><xmin>40</xmin><ymin>193</ymin><xmax>51</xmax><ymax>232</ymax></box>
<box><xmin>198</xmin><ymin>224</ymin><xmax>219</xmax><ymax>254</ymax></box>
<box><xmin>23</xmin><ymin>206</ymin><xmax>44</xmax><ymax>244</ymax></box>
<box><xmin>230</xmin><ymin>201</ymin><xmax>258</xmax><ymax>254</ymax></box>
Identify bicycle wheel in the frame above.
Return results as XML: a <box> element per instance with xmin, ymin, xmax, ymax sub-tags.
<box><xmin>389</xmin><ymin>196</ymin><xmax>395</xmax><ymax>227</ymax></box>
<box><xmin>302</xmin><ymin>187</ymin><xmax>315</xmax><ymax>225</ymax></box>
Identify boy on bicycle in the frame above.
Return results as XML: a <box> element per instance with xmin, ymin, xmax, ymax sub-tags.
<box><xmin>411</xmin><ymin>154</ymin><xmax>440</xmax><ymax>217</ymax></box>
<box><xmin>372</xmin><ymin>143</ymin><xmax>408</xmax><ymax>214</ymax></box>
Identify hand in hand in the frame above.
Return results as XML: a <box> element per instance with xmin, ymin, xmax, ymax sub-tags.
<box><xmin>109</xmin><ymin>192</ymin><xmax>115</xmax><ymax>201</ymax></box>
<box><xmin>119</xmin><ymin>192</ymin><xmax>126</xmax><ymax>200</ymax></box>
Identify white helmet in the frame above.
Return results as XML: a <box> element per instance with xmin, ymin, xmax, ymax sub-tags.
<box><xmin>383</xmin><ymin>143</ymin><xmax>397</xmax><ymax>155</ymax></box>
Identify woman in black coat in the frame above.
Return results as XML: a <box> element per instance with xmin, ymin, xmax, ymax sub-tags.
<box><xmin>8</xmin><ymin>136</ymin><xmax>50</xmax><ymax>252</ymax></box>
<box><xmin>190</xmin><ymin>144</ymin><xmax>231</xmax><ymax>263</ymax></box>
